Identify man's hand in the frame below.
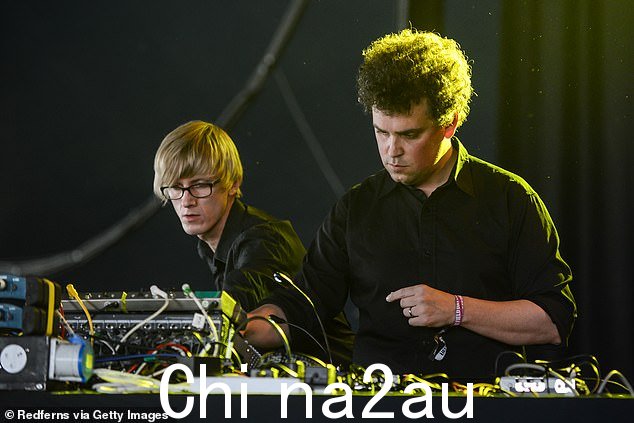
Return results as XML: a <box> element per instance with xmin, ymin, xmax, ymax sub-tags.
<box><xmin>386</xmin><ymin>284</ymin><xmax>455</xmax><ymax>327</ymax></box>
<box><xmin>242</xmin><ymin>304</ymin><xmax>290</xmax><ymax>349</ymax></box>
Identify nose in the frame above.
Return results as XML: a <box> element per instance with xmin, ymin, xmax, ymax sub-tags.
<box><xmin>180</xmin><ymin>190</ymin><xmax>197</xmax><ymax>207</ymax></box>
<box><xmin>386</xmin><ymin>135</ymin><xmax>403</xmax><ymax>158</ymax></box>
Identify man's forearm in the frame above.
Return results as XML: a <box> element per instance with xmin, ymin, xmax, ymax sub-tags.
<box><xmin>387</xmin><ymin>284</ymin><xmax>561</xmax><ymax>346</ymax></box>
<box><xmin>243</xmin><ymin>303</ymin><xmax>290</xmax><ymax>349</ymax></box>
<box><xmin>461</xmin><ymin>297</ymin><xmax>561</xmax><ymax>345</ymax></box>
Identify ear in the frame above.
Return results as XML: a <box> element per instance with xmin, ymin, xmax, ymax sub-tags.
<box><xmin>228</xmin><ymin>181</ymin><xmax>240</xmax><ymax>196</ymax></box>
<box><xmin>443</xmin><ymin>112</ymin><xmax>459</xmax><ymax>139</ymax></box>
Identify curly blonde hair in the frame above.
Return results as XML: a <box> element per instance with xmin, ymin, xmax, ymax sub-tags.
<box><xmin>357</xmin><ymin>29</ymin><xmax>473</xmax><ymax>128</ymax></box>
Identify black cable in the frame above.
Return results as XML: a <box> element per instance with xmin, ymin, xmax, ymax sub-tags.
<box><xmin>269</xmin><ymin>314</ymin><xmax>329</xmax><ymax>360</ymax></box>
<box><xmin>274</xmin><ymin>68</ymin><xmax>345</xmax><ymax>198</ymax></box>
<box><xmin>0</xmin><ymin>0</ymin><xmax>310</xmax><ymax>276</ymax></box>
<box><xmin>77</xmin><ymin>331</ymin><xmax>159</xmax><ymax>354</ymax></box>
<box><xmin>0</xmin><ymin>197</ymin><xmax>161</xmax><ymax>276</ymax></box>
<box><xmin>494</xmin><ymin>350</ymin><xmax>526</xmax><ymax>376</ymax></box>
<box><xmin>273</xmin><ymin>272</ymin><xmax>333</xmax><ymax>365</ymax></box>
<box><xmin>235</xmin><ymin>315</ymin><xmax>293</xmax><ymax>364</ymax></box>
<box><xmin>217</xmin><ymin>0</ymin><xmax>310</xmax><ymax>129</ymax></box>
<box><xmin>94</xmin><ymin>353</ymin><xmax>181</xmax><ymax>364</ymax></box>
<box><xmin>534</xmin><ymin>354</ymin><xmax>602</xmax><ymax>394</ymax></box>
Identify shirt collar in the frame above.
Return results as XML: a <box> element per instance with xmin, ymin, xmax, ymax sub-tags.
<box><xmin>378</xmin><ymin>137</ymin><xmax>475</xmax><ymax>198</ymax></box>
<box><xmin>196</xmin><ymin>199</ymin><xmax>245</xmax><ymax>263</ymax></box>
<box><xmin>452</xmin><ymin>138</ymin><xmax>476</xmax><ymax>197</ymax></box>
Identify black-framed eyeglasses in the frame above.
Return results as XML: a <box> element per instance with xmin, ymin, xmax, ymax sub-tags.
<box><xmin>160</xmin><ymin>181</ymin><xmax>219</xmax><ymax>200</ymax></box>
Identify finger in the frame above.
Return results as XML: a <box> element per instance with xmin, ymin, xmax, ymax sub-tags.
<box><xmin>407</xmin><ymin>316</ymin><xmax>422</xmax><ymax>327</ymax></box>
<box><xmin>385</xmin><ymin>286</ymin><xmax>418</xmax><ymax>302</ymax></box>
<box><xmin>399</xmin><ymin>298</ymin><xmax>417</xmax><ymax>309</ymax></box>
<box><xmin>402</xmin><ymin>305</ymin><xmax>417</xmax><ymax>318</ymax></box>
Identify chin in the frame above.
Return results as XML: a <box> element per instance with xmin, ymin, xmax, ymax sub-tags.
<box><xmin>181</xmin><ymin>225</ymin><xmax>201</xmax><ymax>236</ymax></box>
<box><xmin>389</xmin><ymin>173</ymin><xmax>408</xmax><ymax>184</ymax></box>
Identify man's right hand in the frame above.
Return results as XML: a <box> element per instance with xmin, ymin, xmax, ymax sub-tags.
<box><xmin>243</xmin><ymin>303</ymin><xmax>290</xmax><ymax>349</ymax></box>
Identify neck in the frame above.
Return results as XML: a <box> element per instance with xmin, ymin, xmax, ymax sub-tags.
<box><xmin>203</xmin><ymin>238</ymin><xmax>219</xmax><ymax>253</ymax></box>
<box><xmin>417</xmin><ymin>141</ymin><xmax>457</xmax><ymax>197</ymax></box>
<box><xmin>199</xmin><ymin>197</ymin><xmax>236</xmax><ymax>252</ymax></box>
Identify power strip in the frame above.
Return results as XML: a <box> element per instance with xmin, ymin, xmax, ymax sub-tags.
<box><xmin>499</xmin><ymin>375</ymin><xmax>576</xmax><ymax>396</ymax></box>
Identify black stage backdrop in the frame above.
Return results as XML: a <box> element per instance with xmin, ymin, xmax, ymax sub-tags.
<box><xmin>1</xmin><ymin>1</ymin><xmax>631</xmax><ymax>383</ymax></box>
<box><xmin>494</xmin><ymin>0</ymin><xmax>633</xmax><ymax>386</ymax></box>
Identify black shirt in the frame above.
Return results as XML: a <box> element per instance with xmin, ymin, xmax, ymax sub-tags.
<box><xmin>268</xmin><ymin>139</ymin><xmax>576</xmax><ymax>380</ymax></box>
<box><xmin>197</xmin><ymin>199</ymin><xmax>354</xmax><ymax>365</ymax></box>
<box><xmin>197</xmin><ymin>199</ymin><xmax>306</xmax><ymax>312</ymax></box>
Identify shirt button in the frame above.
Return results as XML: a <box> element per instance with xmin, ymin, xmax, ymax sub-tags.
<box><xmin>424</xmin><ymin>249</ymin><xmax>431</xmax><ymax>257</ymax></box>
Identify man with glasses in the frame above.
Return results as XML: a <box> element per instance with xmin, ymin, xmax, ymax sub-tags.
<box><xmin>153</xmin><ymin>120</ymin><xmax>353</xmax><ymax>365</ymax></box>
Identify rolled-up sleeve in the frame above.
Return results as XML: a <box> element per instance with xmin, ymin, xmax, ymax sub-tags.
<box><xmin>508</xmin><ymin>187</ymin><xmax>577</xmax><ymax>345</ymax></box>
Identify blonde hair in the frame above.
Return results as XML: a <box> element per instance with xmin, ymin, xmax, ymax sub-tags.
<box><xmin>153</xmin><ymin>121</ymin><xmax>243</xmax><ymax>201</ymax></box>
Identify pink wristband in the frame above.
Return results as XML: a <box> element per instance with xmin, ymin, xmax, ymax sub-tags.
<box><xmin>453</xmin><ymin>295</ymin><xmax>464</xmax><ymax>326</ymax></box>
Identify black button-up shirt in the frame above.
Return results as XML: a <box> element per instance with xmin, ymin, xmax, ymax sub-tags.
<box><xmin>197</xmin><ymin>199</ymin><xmax>307</xmax><ymax>312</ymax></box>
<box><xmin>269</xmin><ymin>139</ymin><xmax>576</xmax><ymax>380</ymax></box>
<box><xmin>198</xmin><ymin>199</ymin><xmax>354</xmax><ymax>365</ymax></box>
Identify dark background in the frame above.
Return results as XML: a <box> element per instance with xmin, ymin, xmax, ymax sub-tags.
<box><xmin>1</xmin><ymin>0</ymin><xmax>631</xmax><ymax>384</ymax></box>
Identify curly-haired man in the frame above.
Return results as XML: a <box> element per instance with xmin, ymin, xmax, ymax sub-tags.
<box><xmin>247</xmin><ymin>30</ymin><xmax>575</xmax><ymax>380</ymax></box>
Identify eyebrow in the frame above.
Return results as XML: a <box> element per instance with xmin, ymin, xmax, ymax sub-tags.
<box><xmin>373</xmin><ymin>124</ymin><xmax>424</xmax><ymax>136</ymax></box>
<box><xmin>397</xmin><ymin>128</ymin><xmax>424</xmax><ymax>136</ymax></box>
<box><xmin>175</xmin><ymin>178</ymin><xmax>215</xmax><ymax>186</ymax></box>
